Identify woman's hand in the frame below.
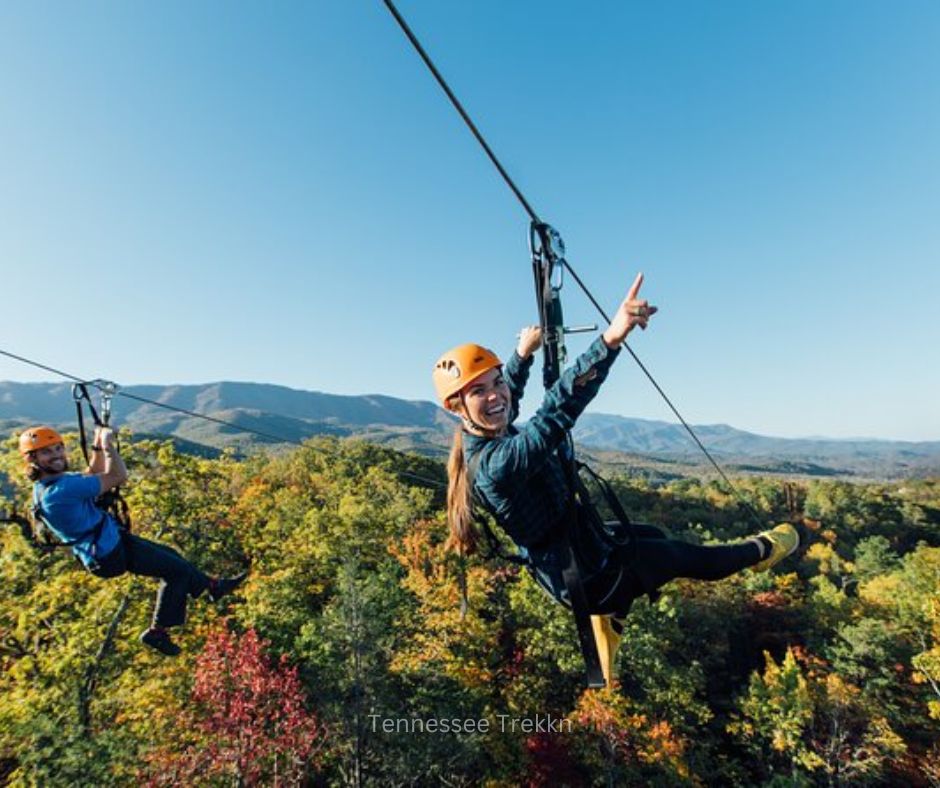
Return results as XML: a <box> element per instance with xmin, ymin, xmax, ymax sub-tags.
<box><xmin>516</xmin><ymin>326</ymin><xmax>543</xmax><ymax>359</ymax></box>
<box><xmin>602</xmin><ymin>272</ymin><xmax>657</xmax><ymax>349</ymax></box>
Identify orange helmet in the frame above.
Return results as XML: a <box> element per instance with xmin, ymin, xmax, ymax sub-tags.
<box><xmin>433</xmin><ymin>343</ymin><xmax>502</xmax><ymax>408</ymax></box>
<box><xmin>18</xmin><ymin>426</ymin><xmax>64</xmax><ymax>457</ymax></box>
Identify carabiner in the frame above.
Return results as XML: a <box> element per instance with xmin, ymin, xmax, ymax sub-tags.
<box><xmin>530</xmin><ymin>222</ymin><xmax>566</xmax><ymax>292</ymax></box>
<box><xmin>92</xmin><ymin>379</ymin><xmax>120</xmax><ymax>426</ymax></box>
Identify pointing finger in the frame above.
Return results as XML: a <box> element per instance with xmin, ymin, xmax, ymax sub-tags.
<box><xmin>626</xmin><ymin>272</ymin><xmax>644</xmax><ymax>301</ymax></box>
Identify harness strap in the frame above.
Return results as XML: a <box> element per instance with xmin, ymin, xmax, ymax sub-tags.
<box><xmin>562</xmin><ymin>551</ymin><xmax>605</xmax><ymax>688</ymax></box>
<box><xmin>575</xmin><ymin>461</ymin><xmax>636</xmax><ymax>554</ymax></box>
<box><xmin>555</xmin><ymin>440</ymin><xmax>606</xmax><ymax>687</ymax></box>
<box><xmin>72</xmin><ymin>383</ymin><xmax>104</xmax><ymax>466</ymax></box>
<box><xmin>465</xmin><ymin>449</ymin><xmax>530</xmax><ymax>567</ymax></box>
<box><xmin>466</xmin><ymin>443</ymin><xmax>606</xmax><ymax>688</ymax></box>
<box><xmin>70</xmin><ymin>383</ymin><xmax>133</xmax><ymax>532</ymax></box>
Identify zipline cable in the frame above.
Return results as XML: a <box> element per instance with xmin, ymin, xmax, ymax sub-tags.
<box><xmin>381</xmin><ymin>0</ymin><xmax>765</xmax><ymax>528</ymax></box>
<box><xmin>561</xmin><ymin>261</ymin><xmax>753</xmax><ymax>511</ymax></box>
<box><xmin>0</xmin><ymin>347</ymin><xmax>445</xmax><ymax>491</ymax></box>
<box><xmin>382</xmin><ymin>0</ymin><xmax>539</xmax><ymax>224</ymax></box>
<box><xmin>0</xmin><ymin>347</ymin><xmax>303</xmax><ymax>446</ymax></box>
<box><xmin>0</xmin><ymin>348</ymin><xmax>85</xmax><ymax>385</ymax></box>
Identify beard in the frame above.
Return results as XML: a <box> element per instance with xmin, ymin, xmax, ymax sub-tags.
<box><xmin>38</xmin><ymin>457</ymin><xmax>69</xmax><ymax>475</ymax></box>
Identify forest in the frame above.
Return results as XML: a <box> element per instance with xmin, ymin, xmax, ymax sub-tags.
<box><xmin>1</xmin><ymin>433</ymin><xmax>938</xmax><ymax>786</ymax></box>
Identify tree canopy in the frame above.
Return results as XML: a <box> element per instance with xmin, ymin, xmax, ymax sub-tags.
<box><xmin>1</xmin><ymin>434</ymin><xmax>937</xmax><ymax>785</ymax></box>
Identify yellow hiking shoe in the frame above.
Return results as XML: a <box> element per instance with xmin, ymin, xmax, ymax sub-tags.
<box><xmin>591</xmin><ymin>614</ymin><xmax>626</xmax><ymax>688</ymax></box>
<box><xmin>750</xmin><ymin>523</ymin><xmax>800</xmax><ymax>572</ymax></box>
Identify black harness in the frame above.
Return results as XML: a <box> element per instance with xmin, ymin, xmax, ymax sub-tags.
<box><xmin>467</xmin><ymin>451</ymin><xmax>637</xmax><ymax>563</ymax></box>
<box><xmin>466</xmin><ymin>443</ymin><xmax>641</xmax><ymax>688</ymax></box>
<box><xmin>72</xmin><ymin>382</ymin><xmax>132</xmax><ymax>532</ymax></box>
<box><xmin>527</xmin><ymin>221</ymin><xmax>624</xmax><ymax>688</ymax></box>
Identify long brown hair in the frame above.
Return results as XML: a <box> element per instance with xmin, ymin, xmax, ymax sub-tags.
<box><xmin>445</xmin><ymin>426</ymin><xmax>481</xmax><ymax>555</ymax></box>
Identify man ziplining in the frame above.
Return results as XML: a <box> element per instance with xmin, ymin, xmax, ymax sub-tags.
<box><xmin>20</xmin><ymin>424</ymin><xmax>248</xmax><ymax>656</ymax></box>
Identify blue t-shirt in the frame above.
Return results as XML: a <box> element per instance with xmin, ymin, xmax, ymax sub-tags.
<box><xmin>33</xmin><ymin>474</ymin><xmax>122</xmax><ymax>568</ymax></box>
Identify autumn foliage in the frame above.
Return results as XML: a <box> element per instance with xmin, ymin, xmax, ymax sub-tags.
<box><xmin>145</xmin><ymin>622</ymin><xmax>325</xmax><ymax>785</ymax></box>
<box><xmin>0</xmin><ymin>435</ymin><xmax>938</xmax><ymax>784</ymax></box>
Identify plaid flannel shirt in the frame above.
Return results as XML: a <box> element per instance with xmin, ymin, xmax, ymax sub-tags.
<box><xmin>464</xmin><ymin>335</ymin><xmax>621</xmax><ymax>554</ymax></box>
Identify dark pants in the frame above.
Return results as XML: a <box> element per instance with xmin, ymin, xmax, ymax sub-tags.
<box><xmin>587</xmin><ymin>530</ymin><xmax>762</xmax><ymax>615</ymax></box>
<box><xmin>91</xmin><ymin>533</ymin><xmax>211</xmax><ymax>628</ymax></box>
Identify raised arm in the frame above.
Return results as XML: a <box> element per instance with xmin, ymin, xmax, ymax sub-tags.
<box><xmin>86</xmin><ymin>426</ymin><xmax>107</xmax><ymax>475</ymax></box>
<box><xmin>503</xmin><ymin>326</ymin><xmax>542</xmax><ymax>419</ymax></box>
<box><xmin>482</xmin><ymin>336</ymin><xmax>618</xmax><ymax>483</ymax></box>
<box><xmin>482</xmin><ymin>273</ymin><xmax>656</xmax><ymax>484</ymax></box>
<box><xmin>92</xmin><ymin>428</ymin><xmax>128</xmax><ymax>494</ymax></box>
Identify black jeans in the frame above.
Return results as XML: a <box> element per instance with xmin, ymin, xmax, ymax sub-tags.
<box><xmin>586</xmin><ymin>533</ymin><xmax>762</xmax><ymax>615</ymax></box>
<box><xmin>91</xmin><ymin>533</ymin><xmax>211</xmax><ymax>628</ymax></box>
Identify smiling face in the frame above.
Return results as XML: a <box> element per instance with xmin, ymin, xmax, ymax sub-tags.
<box><xmin>455</xmin><ymin>366</ymin><xmax>511</xmax><ymax>435</ymax></box>
<box><xmin>31</xmin><ymin>442</ymin><xmax>68</xmax><ymax>477</ymax></box>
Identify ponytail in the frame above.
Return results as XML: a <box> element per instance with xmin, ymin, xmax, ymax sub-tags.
<box><xmin>445</xmin><ymin>426</ymin><xmax>481</xmax><ymax>555</ymax></box>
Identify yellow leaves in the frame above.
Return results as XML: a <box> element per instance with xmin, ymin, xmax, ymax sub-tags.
<box><xmin>912</xmin><ymin>646</ymin><xmax>940</xmax><ymax>715</ymax></box>
<box><xmin>390</xmin><ymin>518</ymin><xmax>450</xmax><ymax>589</ymax></box>
<box><xmin>729</xmin><ymin>646</ymin><xmax>912</xmax><ymax>780</ymax></box>
<box><xmin>703</xmin><ymin>484</ymin><xmax>733</xmax><ymax>510</ymax></box>
<box><xmin>805</xmin><ymin>541</ymin><xmax>834</xmax><ymax>566</ymax></box>
<box><xmin>868</xmin><ymin>715</ymin><xmax>907</xmax><ymax>757</ymax></box>
<box><xmin>645</xmin><ymin>720</ymin><xmax>688</xmax><ymax>773</ymax></box>
<box><xmin>728</xmin><ymin>648</ymin><xmax>815</xmax><ymax>762</ymax></box>
<box><xmin>337</xmin><ymin>491</ymin><xmax>368</xmax><ymax>524</ymax></box>
<box><xmin>234</xmin><ymin>477</ymin><xmax>276</xmax><ymax>519</ymax></box>
<box><xmin>772</xmin><ymin>571</ymin><xmax>804</xmax><ymax>597</ymax></box>
<box><xmin>858</xmin><ymin>574</ymin><xmax>901</xmax><ymax>609</ymax></box>
<box><xmin>820</xmin><ymin>528</ymin><xmax>838</xmax><ymax>545</ymax></box>
<box><xmin>805</xmin><ymin>541</ymin><xmax>853</xmax><ymax>578</ymax></box>
<box><xmin>388</xmin><ymin>518</ymin><xmax>501</xmax><ymax>688</ymax></box>
<box><xmin>822</xmin><ymin>671</ymin><xmax>858</xmax><ymax>706</ymax></box>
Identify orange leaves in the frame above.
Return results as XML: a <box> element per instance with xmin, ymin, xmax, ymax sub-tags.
<box><xmin>571</xmin><ymin>688</ymin><xmax>689</xmax><ymax>777</ymax></box>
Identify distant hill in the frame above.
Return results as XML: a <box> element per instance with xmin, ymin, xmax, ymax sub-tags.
<box><xmin>0</xmin><ymin>381</ymin><xmax>455</xmax><ymax>457</ymax></box>
<box><xmin>573</xmin><ymin>413</ymin><xmax>940</xmax><ymax>479</ymax></box>
<box><xmin>2</xmin><ymin>381</ymin><xmax>939</xmax><ymax>479</ymax></box>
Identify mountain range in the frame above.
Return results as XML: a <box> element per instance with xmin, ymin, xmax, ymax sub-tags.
<box><xmin>2</xmin><ymin>381</ymin><xmax>938</xmax><ymax>479</ymax></box>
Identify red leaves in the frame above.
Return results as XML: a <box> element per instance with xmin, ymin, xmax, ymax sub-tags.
<box><xmin>524</xmin><ymin>732</ymin><xmax>582</xmax><ymax>787</ymax></box>
<box><xmin>146</xmin><ymin>621</ymin><xmax>326</xmax><ymax>786</ymax></box>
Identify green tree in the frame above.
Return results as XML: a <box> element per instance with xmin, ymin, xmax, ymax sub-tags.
<box><xmin>728</xmin><ymin>648</ymin><xmax>822</xmax><ymax>781</ymax></box>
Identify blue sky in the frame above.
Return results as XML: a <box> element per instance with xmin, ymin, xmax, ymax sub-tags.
<box><xmin>1</xmin><ymin>1</ymin><xmax>938</xmax><ymax>441</ymax></box>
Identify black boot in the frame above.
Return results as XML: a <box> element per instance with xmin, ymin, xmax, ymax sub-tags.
<box><xmin>209</xmin><ymin>570</ymin><xmax>249</xmax><ymax>602</ymax></box>
<box><xmin>140</xmin><ymin>627</ymin><xmax>181</xmax><ymax>657</ymax></box>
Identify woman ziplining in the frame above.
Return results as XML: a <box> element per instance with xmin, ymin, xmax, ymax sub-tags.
<box><xmin>19</xmin><ymin>424</ymin><xmax>248</xmax><ymax>657</ymax></box>
<box><xmin>382</xmin><ymin>0</ymin><xmax>803</xmax><ymax>684</ymax></box>
<box><xmin>433</xmin><ymin>272</ymin><xmax>800</xmax><ymax>682</ymax></box>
